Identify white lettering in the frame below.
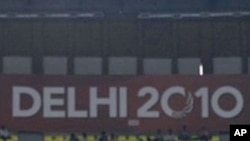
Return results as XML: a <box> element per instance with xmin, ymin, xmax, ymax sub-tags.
<box><xmin>12</xmin><ymin>86</ymin><xmax>41</xmax><ymax>117</ymax></box>
<box><xmin>119</xmin><ymin>87</ymin><xmax>128</xmax><ymax>118</ymax></box>
<box><xmin>67</xmin><ymin>87</ymin><xmax>88</xmax><ymax>118</ymax></box>
<box><xmin>211</xmin><ymin>86</ymin><xmax>244</xmax><ymax>118</ymax></box>
<box><xmin>242</xmin><ymin>129</ymin><xmax>247</xmax><ymax>136</ymax></box>
<box><xmin>234</xmin><ymin>129</ymin><xmax>247</xmax><ymax>136</ymax></box>
<box><xmin>137</xmin><ymin>87</ymin><xmax>159</xmax><ymax>118</ymax></box>
<box><xmin>234</xmin><ymin>129</ymin><xmax>241</xmax><ymax>136</ymax></box>
<box><xmin>43</xmin><ymin>87</ymin><xmax>66</xmax><ymax>118</ymax></box>
<box><xmin>161</xmin><ymin>86</ymin><xmax>186</xmax><ymax>118</ymax></box>
<box><xmin>89</xmin><ymin>87</ymin><xmax>117</xmax><ymax>118</ymax></box>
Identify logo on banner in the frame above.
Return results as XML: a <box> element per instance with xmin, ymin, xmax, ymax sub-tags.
<box><xmin>12</xmin><ymin>86</ymin><xmax>244</xmax><ymax>119</ymax></box>
<box><xmin>171</xmin><ymin>91</ymin><xmax>193</xmax><ymax>119</ymax></box>
<box><xmin>230</xmin><ymin>125</ymin><xmax>250</xmax><ymax>140</ymax></box>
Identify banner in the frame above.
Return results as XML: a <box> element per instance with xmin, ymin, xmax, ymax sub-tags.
<box><xmin>0</xmin><ymin>75</ymin><xmax>249</xmax><ymax>132</ymax></box>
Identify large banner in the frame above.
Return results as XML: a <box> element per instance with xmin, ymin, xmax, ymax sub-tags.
<box><xmin>0</xmin><ymin>75</ymin><xmax>249</xmax><ymax>132</ymax></box>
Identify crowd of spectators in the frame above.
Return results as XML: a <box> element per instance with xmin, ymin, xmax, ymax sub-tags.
<box><xmin>0</xmin><ymin>124</ymin><xmax>211</xmax><ymax>141</ymax></box>
<box><xmin>68</xmin><ymin>125</ymin><xmax>211</xmax><ymax>141</ymax></box>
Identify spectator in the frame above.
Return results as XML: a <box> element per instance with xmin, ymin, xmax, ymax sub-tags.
<box><xmin>0</xmin><ymin>125</ymin><xmax>10</xmax><ymax>141</ymax></box>
<box><xmin>82</xmin><ymin>132</ymin><xmax>87</xmax><ymax>141</ymax></box>
<box><xmin>138</xmin><ymin>136</ymin><xmax>144</xmax><ymax>141</ymax></box>
<box><xmin>166</xmin><ymin>129</ymin><xmax>176</xmax><ymax>141</ymax></box>
<box><xmin>108</xmin><ymin>133</ymin><xmax>116</xmax><ymax>141</ymax></box>
<box><xmin>147</xmin><ymin>136</ymin><xmax>152</xmax><ymax>141</ymax></box>
<box><xmin>199</xmin><ymin>126</ymin><xmax>210</xmax><ymax>141</ymax></box>
<box><xmin>99</xmin><ymin>131</ymin><xmax>108</xmax><ymax>141</ymax></box>
<box><xmin>154</xmin><ymin>129</ymin><xmax>164</xmax><ymax>141</ymax></box>
<box><xmin>70</xmin><ymin>133</ymin><xmax>79</xmax><ymax>141</ymax></box>
<box><xmin>178</xmin><ymin>125</ymin><xmax>191</xmax><ymax>141</ymax></box>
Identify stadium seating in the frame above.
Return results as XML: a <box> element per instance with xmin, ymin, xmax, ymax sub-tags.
<box><xmin>128</xmin><ymin>135</ymin><xmax>137</xmax><ymax>141</ymax></box>
<box><xmin>0</xmin><ymin>135</ymin><xmax>19</xmax><ymax>141</ymax></box>
<box><xmin>0</xmin><ymin>133</ymin><xmax>226</xmax><ymax>141</ymax></box>
<box><xmin>117</xmin><ymin>135</ymin><xmax>127</xmax><ymax>141</ymax></box>
<box><xmin>44</xmin><ymin>135</ymin><xmax>57</xmax><ymax>141</ymax></box>
<box><xmin>210</xmin><ymin>135</ymin><xmax>220</xmax><ymax>141</ymax></box>
<box><xmin>138</xmin><ymin>135</ymin><xmax>147</xmax><ymax>141</ymax></box>
<box><xmin>87</xmin><ymin>135</ymin><xmax>97</xmax><ymax>141</ymax></box>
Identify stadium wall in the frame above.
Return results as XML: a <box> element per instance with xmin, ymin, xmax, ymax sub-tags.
<box><xmin>0</xmin><ymin>16</ymin><xmax>249</xmax><ymax>75</ymax></box>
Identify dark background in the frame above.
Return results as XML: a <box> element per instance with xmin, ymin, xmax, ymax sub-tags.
<box><xmin>0</xmin><ymin>0</ymin><xmax>249</xmax><ymax>75</ymax></box>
